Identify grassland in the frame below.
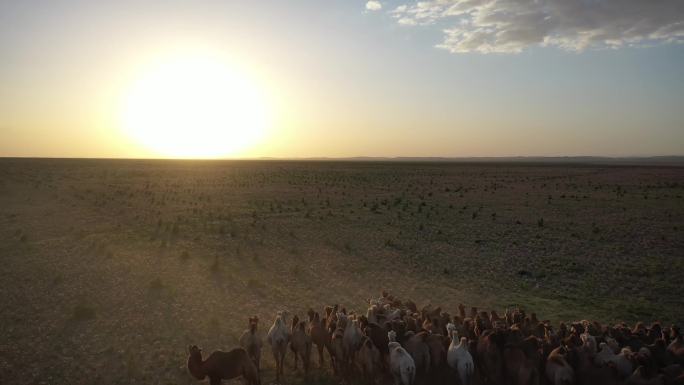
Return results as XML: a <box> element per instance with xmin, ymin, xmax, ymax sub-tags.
<box><xmin>0</xmin><ymin>158</ymin><xmax>682</xmax><ymax>384</ymax></box>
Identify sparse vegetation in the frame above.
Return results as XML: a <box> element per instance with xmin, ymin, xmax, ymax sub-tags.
<box><xmin>149</xmin><ymin>277</ymin><xmax>164</xmax><ymax>290</ymax></box>
<box><xmin>0</xmin><ymin>159</ymin><xmax>682</xmax><ymax>385</ymax></box>
<box><xmin>72</xmin><ymin>303</ymin><xmax>96</xmax><ymax>321</ymax></box>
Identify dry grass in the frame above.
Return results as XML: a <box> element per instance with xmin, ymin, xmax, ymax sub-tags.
<box><xmin>0</xmin><ymin>159</ymin><xmax>682</xmax><ymax>384</ymax></box>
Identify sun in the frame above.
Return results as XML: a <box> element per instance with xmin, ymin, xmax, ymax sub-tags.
<box><xmin>120</xmin><ymin>53</ymin><xmax>269</xmax><ymax>158</ymax></box>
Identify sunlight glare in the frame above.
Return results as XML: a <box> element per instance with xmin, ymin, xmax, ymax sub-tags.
<box><xmin>120</xmin><ymin>53</ymin><xmax>269</xmax><ymax>158</ymax></box>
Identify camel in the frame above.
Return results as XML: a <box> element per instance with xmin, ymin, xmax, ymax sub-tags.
<box><xmin>343</xmin><ymin>315</ymin><xmax>364</xmax><ymax>369</ymax></box>
<box><xmin>447</xmin><ymin>324</ymin><xmax>475</xmax><ymax>385</ymax></box>
<box><xmin>388</xmin><ymin>330</ymin><xmax>416</xmax><ymax>385</ymax></box>
<box><xmin>360</xmin><ymin>318</ymin><xmax>390</xmax><ymax>364</ymax></box>
<box><xmin>668</xmin><ymin>327</ymin><xmax>684</xmax><ymax>365</ymax></box>
<box><xmin>239</xmin><ymin>316</ymin><xmax>262</xmax><ymax>372</ymax></box>
<box><xmin>290</xmin><ymin>315</ymin><xmax>312</xmax><ymax>373</ymax></box>
<box><xmin>425</xmin><ymin>333</ymin><xmax>447</xmax><ymax>373</ymax></box>
<box><xmin>626</xmin><ymin>366</ymin><xmax>665</xmax><ymax>385</ymax></box>
<box><xmin>357</xmin><ymin>336</ymin><xmax>382</xmax><ymax>383</ymax></box>
<box><xmin>330</xmin><ymin>327</ymin><xmax>346</xmax><ymax>376</ymax></box>
<box><xmin>307</xmin><ymin>309</ymin><xmax>332</xmax><ymax>368</ymax></box>
<box><xmin>403</xmin><ymin>331</ymin><xmax>431</xmax><ymax>377</ymax></box>
<box><xmin>477</xmin><ymin>328</ymin><xmax>506</xmax><ymax>385</ymax></box>
<box><xmin>187</xmin><ymin>345</ymin><xmax>260</xmax><ymax>385</ymax></box>
<box><xmin>267</xmin><ymin>311</ymin><xmax>290</xmax><ymax>382</ymax></box>
<box><xmin>546</xmin><ymin>346</ymin><xmax>574</xmax><ymax>385</ymax></box>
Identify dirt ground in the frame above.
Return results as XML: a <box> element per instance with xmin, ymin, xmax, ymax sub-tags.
<box><xmin>0</xmin><ymin>159</ymin><xmax>682</xmax><ymax>385</ymax></box>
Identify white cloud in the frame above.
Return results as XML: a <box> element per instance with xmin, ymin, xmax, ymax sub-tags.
<box><xmin>398</xmin><ymin>17</ymin><xmax>417</xmax><ymax>26</ymax></box>
<box><xmin>387</xmin><ymin>0</ymin><xmax>684</xmax><ymax>53</ymax></box>
<box><xmin>366</xmin><ymin>1</ymin><xmax>383</xmax><ymax>11</ymax></box>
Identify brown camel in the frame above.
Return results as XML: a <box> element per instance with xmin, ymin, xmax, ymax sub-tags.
<box><xmin>187</xmin><ymin>345</ymin><xmax>260</xmax><ymax>385</ymax></box>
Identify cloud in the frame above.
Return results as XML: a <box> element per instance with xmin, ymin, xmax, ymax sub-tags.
<box><xmin>388</xmin><ymin>0</ymin><xmax>684</xmax><ymax>53</ymax></box>
<box><xmin>366</xmin><ymin>1</ymin><xmax>383</xmax><ymax>11</ymax></box>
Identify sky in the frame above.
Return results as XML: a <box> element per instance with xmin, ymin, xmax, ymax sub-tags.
<box><xmin>0</xmin><ymin>0</ymin><xmax>683</xmax><ymax>158</ymax></box>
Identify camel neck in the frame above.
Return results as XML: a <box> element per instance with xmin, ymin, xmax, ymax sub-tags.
<box><xmin>187</xmin><ymin>355</ymin><xmax>206</xmax><ymax>380</ymax></box>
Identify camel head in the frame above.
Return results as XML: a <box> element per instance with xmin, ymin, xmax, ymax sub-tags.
<box><xmin>275</xmin><ymin>310</ymin><xmax>290</xmax><ymax>326</ymax></box>
<box><xmin>249</xmin><ymin>316</ymin><xmax>259</xmax><ymax>332</ymax></box>
<box><xmin>446</xmin><ymin>323</ymin><xmax>457</xmax><ymax>340</ymax></box>
<box><xmin>452</xmin><ymin>330</ymin><xmax>460</xmax><ymax>343</ymax></box>
<box><xmin>188</xmin><ymin>345</ymin><xmax>202</xmax><ymax>358</ymax></box>
<box><xmin>351</xmin><ymin>318</ymin><xmax>360</xmax><ymax>330</ymax></box>
<box><xmin>367</xmin><ymin>304</ymin><xmax>378</xmax><ymax>317</ymax></box>
<box><xmin>422</xmin><ymin>318</ymin><xmax>433</xmax><ymax>333</ymax></box>
<box><xmin>186</xmin><ymin>345</ymin><xmax>206</xmax><ymax>380</ymax></box>
<box><xmin>336</xmin><ymin>312</ymin><xmax>348</xmax><ymax>327</ymax></box>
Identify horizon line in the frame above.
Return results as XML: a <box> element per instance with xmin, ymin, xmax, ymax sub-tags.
<box><xmin>1</xmin><ymin>154</ymin><xmax>684</xmax><ymax>164</ymax></box>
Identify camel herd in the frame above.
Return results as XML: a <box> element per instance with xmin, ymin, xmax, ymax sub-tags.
<box><xmin>187</xmin><ymin>291</ymin><xmax>684</xmax><ymax>385</ymax></box>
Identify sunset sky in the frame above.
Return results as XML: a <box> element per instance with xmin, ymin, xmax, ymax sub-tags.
<box><xmin>1</xmin><ymin>0</ymin><xmax>683</xmax><ymax>158</ymax></box>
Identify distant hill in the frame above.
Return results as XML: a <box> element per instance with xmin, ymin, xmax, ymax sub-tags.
<box><xmin>258</xmin><ymin>155</ymin><xmax>684</xmax><ymax>166</ymax></box>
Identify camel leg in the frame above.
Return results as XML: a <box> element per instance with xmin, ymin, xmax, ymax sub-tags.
<box><xmin>318</xmin><ymin>344</ymin><xmax>325</xmax><ymax>367</ymax></box>
<box><xmin>349</xmin><ymin>351</ymin><xmax>355</xmax><ymax>376</ymax></box>
<box><xmin>305</xmin><ymin>350</ymin><xmax>310</xmax><ymax>374</ymax></box>
<box><xmin>281</xmin><ymin>352</ymin><xmax>285</xmax><ymax>376</ymax></box>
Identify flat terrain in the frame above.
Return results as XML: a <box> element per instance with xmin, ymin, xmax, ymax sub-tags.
<box><xmin>0</xmin><ymin>158</ymin><xmax>682</xmax><ymax>384</ymax></box>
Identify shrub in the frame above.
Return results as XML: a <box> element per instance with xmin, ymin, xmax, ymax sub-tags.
<box><xmin>149</xmin><ymin>278</ymin><xmax>163</xmax><ymax>290</ymax></box>
<box><xmin>210</xmin><ymin>257</ymin><xmax>220</xmax><ymax>273</ymax></box>
<box><xmin>53</xmin><ymin>274</ymin><xmax>63</xmax><ymax>285</ymax></box>
<box><xmin>72</xmin><ymin>304</ymin><xmax>96</xmax><ymax>321</ymax></box>
<box><xmin>247</xmin><ymin>278</ymin><xmax>265</xmax><ymax>290</ymax></box>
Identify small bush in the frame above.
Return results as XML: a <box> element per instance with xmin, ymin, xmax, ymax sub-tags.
<box><xmin>72</xmin><ymin>304</ymin><xmax>96</xmax><ymax>321</ymax></box>
<box><xmin>210</xmin><ymin>257</ymin><xmax>220</xmax><ymax>273</ymax></box>
<box><xmin>149</xmin><ymin>278</ymin><xmax>163</xmax><ymax>290</ymax></box>
<box><xmin>252</xmin><ymin>254</ymin><xmax>261</xmax><ymax>265</ymax></box>
<box><xmin>247</xmin><ymin>278</ymin><xmax>265</xmax><ymax>290</ymax></box>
